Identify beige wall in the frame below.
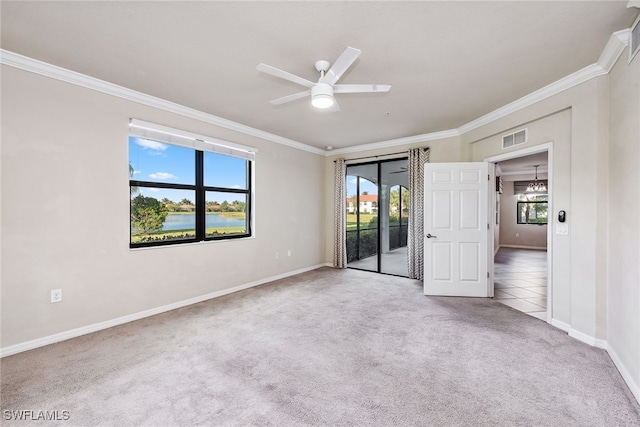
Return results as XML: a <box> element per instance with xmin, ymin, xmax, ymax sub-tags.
<box><xmin>0</xmin><ymin>66</ymin><xmax>326</xmax><ymax>348</ymax></box>
<box><xmin>608</xmin><ymin>47</ymin><xmax>640</xmax><ymax>392</ymax></box>
<box><xmin>322</xmin><ymin>50</ymin><xmax>639</xmax><ymax>399</ymax></box>
<box><xmin>498</xmin><ymin>180</ymin><xmax>548</xmax><ymax>249</ymax></box>
<box><xmin>2</xmin><ymin>38</ymin><xmax>639</xmax><ymax>402</ymax></box>
<box><xmin>466</xmin><ymin>82</ymin><xmax>609</xmax><ymax>340</ymax></box>
<box><xmin>323</xmin><ymin>74</ymin><xmax>615</xmax><ymax>344</ymax></box>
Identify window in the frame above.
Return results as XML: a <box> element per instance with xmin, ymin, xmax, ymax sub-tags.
<box><xmin>517</xmin><ymin>194</ymin><xmax>548</xmax><ymax>224</ymax></box>
<box><xmin>128</xmin><ymin>120</ymin><xmax>255</xmax><ymax>248</ymax></box>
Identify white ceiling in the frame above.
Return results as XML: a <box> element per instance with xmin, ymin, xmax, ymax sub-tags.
<box><xmin>1</xmin><ymin>1</ymin><xmax>637</xmax><ymax>151</ymax></box>
<box><xmin>497</xmin><ymin>152</ymin><xmax>548</xmax><ymax>176</ymax></box>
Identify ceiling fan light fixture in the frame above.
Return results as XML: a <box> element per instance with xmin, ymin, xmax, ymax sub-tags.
<box><xmin>312</xmin><ymin>94</ymin><xmax>334</xmax><ymax>109</ymax></box>
<box><xmin>311</xmin><ymin>83</ymin><xmax>334</xmax><ymax>109</ymax></box>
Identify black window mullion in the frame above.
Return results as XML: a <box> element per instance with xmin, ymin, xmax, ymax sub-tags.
<box><xmin>130</xmin><ymin>136</ymin><xmax>252</xmax><ymax>247</ymax></box>
<box><xmin>202</xmin><ymin>186</ymin><xmax>249</xmax><ymax>195</ymax></box>
<box><xmin>195</xmin><ymin>150</ymin><xmax>205</xmax><ymax>240</ymax></box>
<box><xmin>130</xmin><ymin>181</ymin><xmax>195</xmax><ymax>191</ymax></box>
<box><xmin>246</xmin><ymin>161</ymin><xmax>252</xmax><ymax>236</ymax></box>
<box><xmin>377</xmin><ymin>161</ymin><xmax>381</xmax><ymax>273</ymax></box>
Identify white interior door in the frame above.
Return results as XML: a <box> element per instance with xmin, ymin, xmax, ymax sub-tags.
<box><xmin>424</xmin><ymin>162</ymin><xmax>491</xmax><ymax>297</ymax></box>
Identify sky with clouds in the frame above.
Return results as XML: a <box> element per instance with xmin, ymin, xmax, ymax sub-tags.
<box><xmin>347</xmin><ymin>176</ymin><xmax>378</xmax><ymax>198</ymax></box>
<box><xmin>129</xmin><ymin>137</ymin><xmax>247</xmax><ymax>204</ymax></box>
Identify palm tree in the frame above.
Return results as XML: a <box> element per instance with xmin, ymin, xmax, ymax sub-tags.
<box><xmin>129</xmin><ymin>164</ymin><xmax>140</xmax><ymax>196</ymax></box>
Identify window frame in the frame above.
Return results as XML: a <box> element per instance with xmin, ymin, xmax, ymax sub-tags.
<box><xmin>129</xmin><ymin>120</ymin><xmax>255</xmax><ymax>248</ymax></box>
<box><xmin>516</xmin><ymin>197</ymin><xmax>548</xmax><ymax>225</ymax></box>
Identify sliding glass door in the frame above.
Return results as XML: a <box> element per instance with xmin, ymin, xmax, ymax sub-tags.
<box><xmin>346</xmin><ymin>163</ymin><xmax>379</xmax><ymax>272</ymax></box>
<box><xmin>346</xmin><ymin>158</ymin><xmax>409</xmax><ymax>276</ymax></box>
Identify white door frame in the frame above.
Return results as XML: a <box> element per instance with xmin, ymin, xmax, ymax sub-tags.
<box><xmin>484</xmin><ymin>142</ymin><xmax>554</xmax><ymax>324</ymax></box>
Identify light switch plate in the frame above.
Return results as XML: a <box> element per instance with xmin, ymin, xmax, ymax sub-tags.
<box><xmin>556</xmin><ymin>223</ymin><xmax>569</xmax><ymax>235</ymax></box>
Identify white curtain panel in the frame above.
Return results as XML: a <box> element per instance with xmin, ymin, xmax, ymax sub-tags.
<box><xmin>407</xmin><ymin>148</ymin><xmax>430</xmax><ymax>280</ymax></box>
<box><xmin>333</xmin><ymin>159</ymin><xmax>347</xmax><ymax>268</ymax></box>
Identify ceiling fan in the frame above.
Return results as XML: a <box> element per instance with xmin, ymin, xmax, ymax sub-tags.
<box><xmin>389</xmin><ymin>167</ymin><xmax>408</xmax><ymax>174</ymax></box>
<box><xmin>257</xmin><ymin>47</ymin><xmax>391</xmax><ymax>111</ymax></box>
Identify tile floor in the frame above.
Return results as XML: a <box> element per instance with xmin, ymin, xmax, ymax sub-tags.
<box><xmin>494</xmin><ymin>247</ymin><xmax>548</xmax><ymax>321</ymax></box>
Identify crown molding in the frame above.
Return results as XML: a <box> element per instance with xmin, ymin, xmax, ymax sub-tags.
<box><xmin>1</xmin><ymin>27</ymin><xmax>630</xmax><ymax>158</ymax></box>
<box><xmin>328</xmin><ymin>129</ymin><xmax>460</xmax><ymax>156</ymax></box>
<box><xmin>598</xmin><ymin>29</ymin><xmax>630</xmax><ymax>72</ymax></box>
<box><xmin>0</xmin><ymin>49</ymin><xmax>325</xmax><ymax>156</ymax></box>
<box><xmin>342</xmin><ymin>27</ymin><xmax>630</xmax><ymax>154</ymax></box>
<box><xmin>457</xmin><ymin>63</ymin><xmax>605</xmax><ymax>135</ymax></box>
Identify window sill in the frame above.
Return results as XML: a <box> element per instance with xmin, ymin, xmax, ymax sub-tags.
<box><xmin>129</xmin><ymin>235</ymin><xmax>255</xmax><ymax>251</ymax></box>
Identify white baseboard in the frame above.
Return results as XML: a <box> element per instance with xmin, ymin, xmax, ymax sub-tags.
<box><xmin>551</xmin><ymin>318</ymin><xmax>571</xmax><ymax>333</ymax></box>
<box><xmin>567</xmin><ymin>330</ymin><xmax>606</xmax><ymax>349</ymax></box>
<box><xmin>500</xmin><ymin>244</ymin><xmax>547</xmax><ymax>251</ymax></box>
<box><xmin>550</xmin><ymin>319</ymin><xmax>639</xmax><ymax>404</ymax></box>
<box><xmin>606</xmin><ymin>344</ymin><xmax>640</xmax><ymax>404</ymax></box>
<box><xmin>552</xmin><ymin>319</ymin><xmax>604</xmax><ymax>348</ymax></box>
<box><xmin>0</xmin><ymin>263</ymin><xmax>327</xmax><ymax>358</ymax></box>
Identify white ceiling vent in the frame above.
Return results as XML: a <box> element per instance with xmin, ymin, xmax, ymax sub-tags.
<box><xmin>502</xmin><ymin>128</ymin><xmax>528</xmax><ymax>149</ymax></box>
<box><xmin>630</xmin><ymin>14</ymin><xmax>640</xmax><ymax>63</ymax></box>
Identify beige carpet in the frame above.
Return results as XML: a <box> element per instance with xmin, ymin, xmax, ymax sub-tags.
<box><xmin>2</xmin><ymin>267</ymin><xmax>639</xmax><ymax>426</ymax></box>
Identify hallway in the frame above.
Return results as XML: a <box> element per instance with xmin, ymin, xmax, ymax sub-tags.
<box><xmin>494</xmin><ymin>248</ymin><xmax>547</xmax><ymax>321</ymax></box>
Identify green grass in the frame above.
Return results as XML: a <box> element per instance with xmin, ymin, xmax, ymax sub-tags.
<box><xmin>346</xmin><ymin>213</ymin><xmax>376</xmax><ymax>231</ymax></box>
<box><xmin>345</xmin><ymin>213</ymin><xmax>409</xmax><ymax>231</ymax></box>
<box><xmin>206</xmin><ymin>226</ymin><xmax>247</xmax><ymax>235</ymax></box>
<box><xmin>131</xmin><ymin>226</ymin><xmax>247</xmax><ymax>243</ymax></box>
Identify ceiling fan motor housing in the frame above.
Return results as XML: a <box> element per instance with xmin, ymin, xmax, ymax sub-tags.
<box><xmin>315</xmin><ymin>60</ymin><xmax>331</xmax><ymax>73</ymax></box>
<box><xmin>311</xmin><ymin>83</ymin><xmax>334</xmax><ymax>108</ymax></box>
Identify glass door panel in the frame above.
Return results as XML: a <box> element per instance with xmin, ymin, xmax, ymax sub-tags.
<box><xmin>346</xmin><ymin>163</ymin><xmax>379</xmax><ymax>272</ymax></box>
<box><xmin>345</xmin><ymin>158</ymin><xmax>409</xmax><ymax>277</ymax></box>
<box><xmin>380</xmin><ymin>160</ymin><xmax>409</xmax><ymax>276</ymax></box>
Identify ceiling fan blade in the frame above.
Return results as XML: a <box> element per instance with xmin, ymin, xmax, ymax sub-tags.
<box><xmin>270</xmin><ymin>90</ymin><xmax>310</xmax><ymax>105</ymax></box>
<box><xmin>322</xmin><ymin>47</ymin><xmax>361</xmax><ymax>85</ymax></box>
<box><xmin>257</xmin><ymin>63</ymin><xmax>314</xmax><ymax>88</ymax></box>
<box><xmin>334</xmin><ymin>84</ymin><xmax>391</xmax><ymax>94</ymax></box>
<box><xmin>330</xmin><ymin>99</ymin><xmax>341</xmax><ymax>112</ymax></box>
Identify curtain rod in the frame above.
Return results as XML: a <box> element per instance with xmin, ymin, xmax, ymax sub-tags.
<box><xmin>333</xmin><ymin>147</ymin><xmax>428</xmax><ymax>163</ymax></box>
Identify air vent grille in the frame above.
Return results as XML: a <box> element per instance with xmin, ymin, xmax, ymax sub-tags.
<box><xmin>502</xmin><ymin>128</ymin><xmax>528</xmax><ymax>149</ymax></box>
<box><xmin>631</xmin><ymin>15</ymin><xmax>640</xmax><ymax>63</ymax></box>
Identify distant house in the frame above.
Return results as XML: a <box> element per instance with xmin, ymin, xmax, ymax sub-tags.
<box><xmin>179</xmin><ymin>204</ymin><xmax>195</xmax><ymax>212</ymax></box>
<box><xmin>347</xmin><ymin>194</ymin><xmax>378</xmax><ymax>214</ymax></box>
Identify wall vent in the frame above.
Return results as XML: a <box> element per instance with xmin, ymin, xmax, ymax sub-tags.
<box><xmin>502</xmin><ymin>128</ymin><xmax>527</xmax><ymax>149</ymax></box>
<box><xmin>630</xmin><ymin>14</ymin><xmax>640</xmax><ymax>63</ymax></box>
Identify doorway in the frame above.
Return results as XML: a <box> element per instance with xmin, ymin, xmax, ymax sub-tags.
<box><xmin>486</xmin><ymin>145</ymin><xmax>552</xmax><ymax>323</ymax></box>
<box><xmin>346</xmin><ymin>158</ymin><xmax>409</xmax><ymax>277</ymax></box>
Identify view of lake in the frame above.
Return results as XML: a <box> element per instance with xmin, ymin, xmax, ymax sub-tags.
<box><xmin>162</xmin><ymin>213</ymin><xmax>245</xmax><ymax>231</ymax></box>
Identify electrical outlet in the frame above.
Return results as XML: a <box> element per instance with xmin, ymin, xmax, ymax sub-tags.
<box><xmin>515</xmin><ymin>233</ymin><xmax>520</xmax><ymax>238</ymax></box>
<box><xmin>287</xmin><ymin>249</ymin><xmax>291</xmax><ymax>257</ymax></box>
<box><xmin>275</xmin><ymin>252</ymin><xmax>279</xmax><ymax>259</ymax></box>
<box><xmin>51</xmin><ymin>289</ymin><xmax>62</xmax><ymax>303</ymax></box>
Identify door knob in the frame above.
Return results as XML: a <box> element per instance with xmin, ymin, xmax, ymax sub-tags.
<box><xmin>426</xmin><ymin>233</ymin><xmax>437</xmax><ymax>238</ymax></box>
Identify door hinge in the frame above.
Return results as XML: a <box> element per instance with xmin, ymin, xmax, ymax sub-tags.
<box><xmin>487</xmin><ymin>272</ymin><xmax>490</xmax><ymax>278</ymax></box>
<box><xmin>488</xmin><ymin>174</ymin><xmax>490</xmax><ymax>181</ymax></box>
<box><xmin>487</xmin><ymin>223</ymin><xmax>490</xmax><ymax>230</ymax></box>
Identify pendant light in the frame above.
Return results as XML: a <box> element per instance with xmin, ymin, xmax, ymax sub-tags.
<box><xmin>526</xmin><ymin>165</ymin><xmax>546</xmax><ymax>193</ymax></box>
